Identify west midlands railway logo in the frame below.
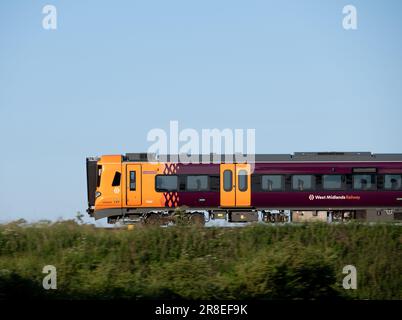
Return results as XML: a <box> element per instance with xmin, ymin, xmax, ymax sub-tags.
<box><xmin>308</xmin><ymin>194</ymin><xmax>361</xmax><ymax>201</ymax></box>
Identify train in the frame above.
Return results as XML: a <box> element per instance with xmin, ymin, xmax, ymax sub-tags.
<box><xmin>86</xmin><ymin>152</ymin><xmax>402</xmax><ymax>225</ymax></box>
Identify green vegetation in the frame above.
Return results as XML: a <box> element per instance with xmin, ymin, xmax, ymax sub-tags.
<box><xmin>0</xmin><ymin>220</ymin><xmax>400</xmax><ymax>300</ymax></box>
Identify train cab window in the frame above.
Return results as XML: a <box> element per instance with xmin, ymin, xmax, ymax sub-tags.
<box><xmin>156</xmin><ymin>175</ymin><xmax>178</xmax><ymax>192</ymax></box>
<box><xmin>353</xmin><ymin>174</ymin><xmax>376</xmax><ymax>190</ymax></box>
<box><xmin>292</xmin><ymin>175</ymin><xmax>315</xmax><ymax>191</ymax></box>
<box><xmin>112</xmin><ymin>172</ymin><xmax>121</xmax><ymax>186</ymax></box>
<box><xmin>187</xmin><ymin>175</ymin><xmax>209</xmax><ymax>191</ymax></box>
<box><xmin>223</xmin><ymin>170</ymin><xmax>233</xmax><ymax>192</ymax></box>
<box><xmin>97</xmin><ymin>165</ymin><xmax>102</xmax><ymax>187</ymax></box>
<box><xmin>129</xmin><ymin>171</ymin><xmax>136</xmax><ymax>191</ymax></box>
<box><xmin>238</xmin><ymin>170</ymin><xmax>248</xmax><ymax>192</ymax></box>
<box><xmin>323</xmin><ymin>175</ymin><xmax>343</xmax><ymax>190</ymax></box>
<box><xmin>261</xmin><ymin>175</ymin><xmax>283</xmax><ymax>191</ymax></box>
<box><xmin>384</xmin><ymin>174</ymin><xmax>402</xmax><ymax>190</ymax></box>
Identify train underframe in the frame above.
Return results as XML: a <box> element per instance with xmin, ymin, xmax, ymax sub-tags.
<box><xmin>105</xmin><ymin>208</ymin><xmax>401</xmax><ymax>226</ymax></box>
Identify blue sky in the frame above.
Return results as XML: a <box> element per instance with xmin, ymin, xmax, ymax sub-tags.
<box><xmin>0</xmin><ymin>0</ymin><xmax>401</xmax><ymax>223</ymax></box>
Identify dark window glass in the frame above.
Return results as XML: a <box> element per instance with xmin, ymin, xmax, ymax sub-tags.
<box><xmin>292</xmin><ymin>175</ymin><xmax>315</xmax><ymax>191</ymax></box>
<box><xmin>179</xmin><ymin>177</ymin><xmax>186</xmax><ymax>191</ymax></box>
<box><xmin>223</xmin><ymin>170</ymin><xmax>232</xmax><ymax>192</ymax></box>
<box><xmin>323</xmin><ymin>175</ymin><xmax>343</xmax><ymax>190</ymax></box>
<box><xmin>209</xmin><ymin>175</ymin><xmax>220</xmax><ymax>192</ymax></box>
<box><xmin>186</xmin><ymin>175</ymin><xmax>209</xmax><ymax>191</ymax></box>
<box><xmin>384</xmin><ymin>174</ymin><xmax>402</xmax><ymax>190</ymax></box>
<box><xmin>238</xmin><ymin>170</ymin><xmax>248</xmax><ymax>192</ymax></box>
<box><xmin>261</xmin><ymin>175</ymin><xmax>283</xmax><ymax>191</ymax></box>
<box><xmin>97</xmin><ymin>165</ymin><xmax>102</xmax><ymax>187</ymax></box>
<box><xmin>112</xmin><ymin>171</ymin><xmax>121</xmax><ymax>186</ymax></box>
<box><xmin>156</xmin><ymin>175</ymin><xmax>178</xmax><ymax>192</ymax></box>
<box><xmin>353</xmin><ymin>174</ymin><xmax>376</xmax><ymax>190</ymax></box>
<box><xmin>129</xmin><ymin>171</ymin><xmax>136</xmax><ymax>191</ymax></box>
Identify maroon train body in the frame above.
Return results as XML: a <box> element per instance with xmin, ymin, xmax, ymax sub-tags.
<box><xmin>86</xmin><ymin>152</ymin><xmax>402</xmax><ymax>224</ymax></box>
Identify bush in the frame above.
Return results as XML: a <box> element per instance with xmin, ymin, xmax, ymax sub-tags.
<box><xmin>0</xmin><ymin>221</ymin><xmax>400</xmax><ymax>300</ymax></box>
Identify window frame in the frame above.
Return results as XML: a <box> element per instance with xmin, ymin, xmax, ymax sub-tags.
<box><xmin>96</xmin><ymin>165</ymin><xmax>102</xmax><ymax>188</ymax></box>
<box><xmin>291</xmin><ymin>175</ymin><xmax>316</xmax><ymax>191</ymax></box>
<box><xmin>238</xmin><ymin>169</ymin><xmax>248</xmax><ymax>192</ymax></box>
<box><xmin>155</xmin><ymin>175</ymin><xmax>179</xmax><ymax>192</ymax></box>
<box><xmin>112</xmin><ymin>171</ymin><xmax>121</xmax><ymax>187</ymax></box>
<box><xmin>383</xmin><ymin>174</ymin><xmax>402</xmax><ymax>191</ymax></box>
<box><xmin>261</xmin><ymin>175</ymin><xmax>284</xmax><ymax>192</ymax></box>
<box><xmin>352</xmin><ymin>174</ymin><xmax>377</xmax><ymax>191</ymax></box>
<box><xmin>129</xmin><ymin>171</ymin><xmax>136</xmax><ymax>191</ymax></box>
<box><xmin>322</xmin><ymin>174</ymin><xmax>345</xmax><ymax>191</ymax></box>
<box><xmin>223</xmin><ymin>170</ymin><xmax>233</xmax><ymax>192</ymax></box>
<box><xmin>185</xmin><ymin>175</ymin><xmax>210</xmax><ymax>192</ymax></box>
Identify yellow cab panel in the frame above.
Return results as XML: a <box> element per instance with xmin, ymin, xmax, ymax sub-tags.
<box><xmin>95</xmin><ymin>155</ymin><xmax>122</xmax><ymax>210</ymax></box>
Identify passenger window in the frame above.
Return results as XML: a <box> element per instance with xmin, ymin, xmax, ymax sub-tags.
<box><xmin>112</xmin><ymin>171</ymin><xmax>121</xmax><ymax>187</ymax></box>
<box><xmin>156</xmin><ymin>175</ymin><xmax>178</xmax><ymax>192</ymax></box>
<box><xmin>187</xmin><ymin>176</ymin><xmax>209</xmax><ymax>191</ymax></box>
<box><xmin>238</xmin><ymin>170</ymin><xmax>248</xmax><ymax>192</ymax></box>
<box><xmin>223</xmin><ymin>170</ymin><xmax>233</xmax><ymax>192</ymax></box>
<box><xmin>353</xmin><ymin>174</ymin><xmax>375</xmax><ymax>190</ymax></box>
<box><xmin>384</xmin><ymin>174</ymin><xmax>402</xmax><ymax>190</ymax></box>
<box><xmin>129</xmin><ymin>171</ymin><xmax>136</xmax><ymax>191</ymax></box>
<box><xmin>323</xmin><ymin>175</ymin><xmax>343</xmax><ymax>190</ymax></box>
<box><xmin>261</xmin><ymin>175</ymin><xmax>283</xmax><ymax>191</ymax></box>
<box><xmin>292</xmin><ymin>175</ymin><xmax>315</xmax><ymax>191</ymax></box>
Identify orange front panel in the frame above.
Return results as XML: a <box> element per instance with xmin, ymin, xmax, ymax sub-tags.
<box><xmin>95</xmin><ymin>156</ymin><xmax>122</xmax><ymax>210</ymax></box>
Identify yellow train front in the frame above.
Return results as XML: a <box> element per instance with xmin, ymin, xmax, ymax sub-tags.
<box><xmin>86</xmin><ymin>152</ymin><xmax>402</xmax><ymax>225</ymax></box>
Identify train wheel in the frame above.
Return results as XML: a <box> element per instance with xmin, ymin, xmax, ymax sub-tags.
<box><xmin>189</xmin><ymin>213</ymin><xmax>205</xmax><ymax>226</ymax></box>
<box><xmin>145</xmin><ymin>213</ymin><xmax>162</xmax><ymax>226</ymax></box>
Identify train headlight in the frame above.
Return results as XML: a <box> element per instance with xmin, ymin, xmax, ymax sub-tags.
<box><xmin>95</xmin><ymin>191</ymin><xmax>102</xmax><ymax>198</ymax></box>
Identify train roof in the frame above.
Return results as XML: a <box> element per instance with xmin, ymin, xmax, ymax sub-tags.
<box><xmin>123</xmin><ymin>152</ymin><xmax>402</xmax><ymax>163</ymax></box>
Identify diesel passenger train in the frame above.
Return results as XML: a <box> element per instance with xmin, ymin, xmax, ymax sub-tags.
<box><xmin>86</xmin><ymin>152</ymin><xmax>402</xmax><ymax>225</ymax></box>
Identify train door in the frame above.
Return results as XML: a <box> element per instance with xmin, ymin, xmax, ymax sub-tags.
<box><xmin>220</xmin><ymin>164</ymin><xmax>251</xmax><ymax>207</ymax></box>
<box><xmin>126</xmin><ymin>164</ymin><xmax>142</xmax><ymax>206</ymax></box>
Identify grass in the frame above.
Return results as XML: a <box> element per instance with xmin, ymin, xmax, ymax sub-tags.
<box><xmin>0</xmin><ymin>220</ymin><xmax>401</xmax><ymax>300</ymax></box>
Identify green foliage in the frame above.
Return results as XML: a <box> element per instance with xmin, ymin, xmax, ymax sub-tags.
<box><xmin>0</xmin><ymin>221</ymin><xmax>400</xmax><ymax>300</ymax></box>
